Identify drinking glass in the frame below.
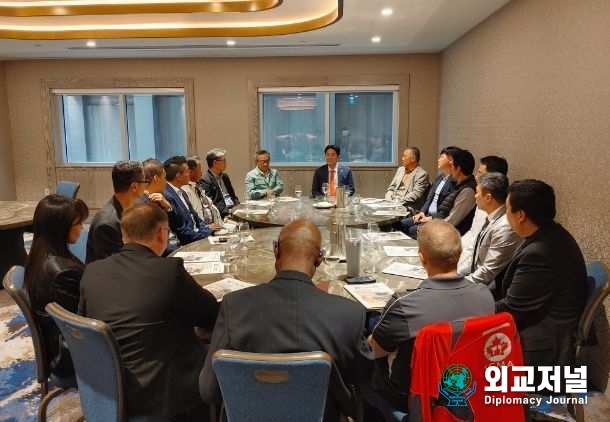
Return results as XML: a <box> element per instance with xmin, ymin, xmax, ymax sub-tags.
<box><xmin>352</xmin><ymin>193</ymin><xmax>361</xmax><ymax>206</ymax></box>
<box><xmin>364</xmin><ymin>241</ymin><xmax>382</xmax><ymax>274</ymax></box>
<box><xmin>324</xmin><ymin>244</ymin><xmax>341</xmax><ymax>278</ymax></box>
<box><xmin>244</xmin><ymin>191</ymin><xmax>252</xmax><ymax>215</ymax></box>
<box><xmin>238</xmin><ymin>222</ymin><xmax>250</xmax><ymax>243</ymax></box>
<box><xmin>294</xmin><ymin>184</ymin><xmax>303</xmax><ymax>199</ymax></box>
<box><xmin>221</xmin><ymin>241</ymin><xmax>237</xmax><ymax>276</ymax></box>
<box><xmin>393</xmin><ymin>194</ymin><xmax>403</xmax><ymax>211</ymax></box>
<box><xmin>367</xmin><ymin>222</ymin><xmax>379</xmax><ymax>242</ymax></box>
<box><xmin>321</xmin><ymin>183</ymin><xmax>329</xmax><ymax>202</ymax></box>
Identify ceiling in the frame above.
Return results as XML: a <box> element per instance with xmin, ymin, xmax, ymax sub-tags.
<box><xmin>0</xmin><ymin>0</ymin><xmax>510</xmax><ymax>60</ymax></box>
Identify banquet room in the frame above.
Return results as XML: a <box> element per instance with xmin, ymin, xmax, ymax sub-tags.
<box><xmin>0</xmin><ymin>0</ymin><xmax>608</xmax><ymax>420</ymax></box>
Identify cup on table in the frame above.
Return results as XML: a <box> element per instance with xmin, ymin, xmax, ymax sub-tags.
<box><xmin>294</xmin><ymin>185</ymin><xmax>303</xmax><ymax>199</ymax></box>
<box><xmin>345</xmin><ymin>228</ymin><xmax>362</xmax><ymax>277</ymax></box>
<box><xmin>352</xmin><ymin>194</ymin><xmax>361</xmax><ymax>206</ymax></box>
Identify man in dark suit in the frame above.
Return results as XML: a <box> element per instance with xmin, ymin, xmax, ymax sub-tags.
<box><xmin>164</xmin><ymin>156</ymin><xmax>216</xmax><ymax>246</ymax></box>
<box><xmin>396</xmin><ymin>146</ymin><xmax>460</xmax><ymax>237</ymax></box>
<box><xmin>79</xmin><ymin>203</ymin><xmax>219</xmax><ymax>420</ymax></box>
<box><xmin>86</xmin><ymin>160</ymin><xmax>147</xmax><ymax>263</ymax></box>
<box><xmin>311</xmin><ymin>144</ymin><xmax>355</xmax><ymax>197</ymax></box>
<box><xmin>199</xmin><ymin>220</ymin><xmax>374</xmax><ymax>422</ymax></box>
<box><xmin>497</xmin><ymin>179</ymin><xmax>587</xmax><ymax>386</ymax></box>
<box><xmin>199</xmin><ymin>148</ymin><xmax>239</xmax><ymax>218</ymax></box>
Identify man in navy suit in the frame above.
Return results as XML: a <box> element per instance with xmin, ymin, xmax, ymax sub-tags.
<box><xmin>163</xmin><ymin>156</ymin><xmax>217</xmax><ymax>246</ymax></box>
<box><xmin>311</xmin><ymin>145</ymin><xmax>355</xmax><ymax>197</ymax></box>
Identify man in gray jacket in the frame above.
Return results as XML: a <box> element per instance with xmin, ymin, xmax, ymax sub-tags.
<box><xmin>385</xmin><ymin>146</ymin><xmax>430</xmax><ymax>210</ymax></box>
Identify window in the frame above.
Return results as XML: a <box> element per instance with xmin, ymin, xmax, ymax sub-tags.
<box><xmin>53</xmin><ymin>88</ymin><xmax>187</xmax><ymax>164</ymax></box>
<box><xmin>259</xmin><ymin>86</ymin><xmax>398</xmax><ymax>166</ymax></box>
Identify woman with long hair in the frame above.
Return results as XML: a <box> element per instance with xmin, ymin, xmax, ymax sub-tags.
<box><xmin>24</xmin><ymin>194</ymin><xmax>89</xmax><ymax>377</ymax></box>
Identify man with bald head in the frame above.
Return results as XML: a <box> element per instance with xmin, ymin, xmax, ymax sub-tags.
<box><xmin>199</xmin><ymin>220</ymin><xmax>374</xmax><ymax>422</ymax></box>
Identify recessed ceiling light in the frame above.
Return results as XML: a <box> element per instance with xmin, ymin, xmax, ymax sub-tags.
<box><xmin>371</xmin><ymin>36</ymin><xmax>381</xmax><ymax>43</ymax></box>
<box><xmin>381</xmin><ymin>8</ymin><xmax>393</xmax><ymax>16</ymax></box>
<box><xmin>86</xmin><ymin>40</ymin><xmax>96</xmax><ymax>48</ymax></box>
<box><xmin>226</xmin><ymin>40</ymin><xmax>236</xmax><ymax>46</ymax></box>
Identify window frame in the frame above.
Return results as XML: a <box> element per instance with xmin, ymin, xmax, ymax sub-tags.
<box><xmin>257</xmin><ymin>85</ymin><xmax>400</xmax><ymax>168</ymax></box>
<box><xmin>42</xmin><ymin>78</ymin><xmax>195</xmax><ymax>171</ymax></box>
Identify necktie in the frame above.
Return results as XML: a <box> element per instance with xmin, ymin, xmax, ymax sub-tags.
<box><xmin>471</xmin><ymin>218</ymin><xmax>490</xmax><ymax>273</ymax></box>
<box><xmin>329</xmin><ymin>169</ymin><xmax>336</xmax><ymax>196</ymax></box>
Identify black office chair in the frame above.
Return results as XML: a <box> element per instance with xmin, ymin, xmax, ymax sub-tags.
<box><xmin>56</xmin><ymin>181</ymin><xmax>80</xmax><ymax>198</ymax></box>
<box><xmin>2</xmin><ymin>266</ymin><xmax>76</xmax><ymax>420</ymax></box>
<box><xmin>46</xmin><ymin>302</ymin><xmax>126</xmax><ymax>422</ymax></box>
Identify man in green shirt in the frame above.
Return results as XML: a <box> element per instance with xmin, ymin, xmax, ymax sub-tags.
<box><xmin>245</xmin><ymin>150</ymin><xmax>284</xmax><ymax>199</ymax></box>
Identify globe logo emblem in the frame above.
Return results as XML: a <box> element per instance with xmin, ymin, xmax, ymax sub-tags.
<box><xmin>439</xmin><ymin>364</ymin><xmax>477</xmax><ymax>406</ymax></box>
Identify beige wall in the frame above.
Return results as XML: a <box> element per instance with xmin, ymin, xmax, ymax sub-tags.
<box><xmin>3</xmin><ymin>54</ymin><xmax>440</xmax><ymax>207</ymax></box>
<box><xmin>440</xmin><ymin>0</ymin><xmax>610</xmax><ymax>394</ymax></box>
<box><xmin>0</xmin><ymin>62</ymin><xmax>16</xmax><ymax>200</ymax></box>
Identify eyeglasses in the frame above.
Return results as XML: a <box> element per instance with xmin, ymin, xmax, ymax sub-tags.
<box><xmin>215</xmin><ymin>158</ymin><xmax>227</xmax><ymax>162</ymax></box>
<box><xmin>258</xmin><ymin>159</ymin><xmax>270</xmax><ymax>164</ymax></box>
<box><xmin>133</xmin><ymin>179</ymin><xmax>150</xmax><ymax>184</ymax></box>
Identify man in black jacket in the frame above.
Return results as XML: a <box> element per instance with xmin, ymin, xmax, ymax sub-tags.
<box><xmin>199</xmin><ymin>148</ymin><xmax>239</xmax><ymax>218</ymax></box>
<box><xmin>199</xmin><ymin>220</ymin><xmax>374</xmax><ymax>422</ymax></box>
<box><xmin>497</xmin><ymin>180</ymin><xmax>587</xmax><ymax>387</ymax></box>
<box><xmin>80</xmin><ymin>203</ymin><xmax>219</xmax><ymax>420</ymax></box>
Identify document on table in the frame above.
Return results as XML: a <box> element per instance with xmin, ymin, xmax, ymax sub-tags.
<box><xmin>382</xmin><ymin>262</ymin><xmax>427</xmax><ymax>279</ymax></box>
<box><xmin>344</xmin><ymin>282</ymin><xmax>395</xmax><ymax>310</ymax></box>
<box><xmin>174</xmin><ymin>251</ymin><xmax>222</xmax><ymax>262</ymax></box>
<box><xmin>362</xmin><ymin>231</ymin><xmax>411</xmax><ymax>242</ymax></box>
<box><xmin>383</xmin><ymin>246</ymin><xmax>419</xmax><ymax>257</ymax></box>
<box><xmin>183</xmin><ymin>262</ymin><xmax>225</xmax><ymax>275</ymax></box>
<box><xmin>235</xmin><ymin>209</ymin><xmax>268</xmax><ymax>215</ymax></box>
<box><xmin>359</xmin><ymin>197</ymin><xmax>385</xmax><ymax>204</ymax></box>
<box><xmin>372</xmin><ymin>210</ymin><xmax>407</xmax><ymax>216</ymax></box>
<box><xmin>366</xmin><ymin>202</ymin><xmax>399</xmax><ymax>209</ymax></box>
<box><xmin>205</xmin><ymin>278</ymin><xmax>256</xmax><ymax>301</ymax></box>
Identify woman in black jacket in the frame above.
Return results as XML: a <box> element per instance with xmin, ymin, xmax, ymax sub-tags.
<box><xmin>24</xmin><ymin>194</ymin><xmax>89</xmax><ymax>377</ymax></box>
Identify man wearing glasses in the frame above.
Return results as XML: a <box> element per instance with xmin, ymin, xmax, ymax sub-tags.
<box><xmin>245</xmin><ymin>150</ymin><xmax>284</xmax><ymax>199</ymax></box>
<box><xmin>86</xmin><ymin>160</ymin><xmax>148</xmax><ymax>263</ymax></box>
<box><xmin>200</xmin><ymin>148</ymin><xmax>240</xmax><ymax>218</ymax></box>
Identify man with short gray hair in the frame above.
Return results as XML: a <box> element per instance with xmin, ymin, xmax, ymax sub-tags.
<box><xmin>367</xmin><ymin>219</ymin><xmax>494</xmax><ymax>413</ymax></box>
<box><xmin>245</xmin><ymin>150</ymin><xmax>284</xmax><ymax>199</ymax></box>
<box><xmin>200</xmin><ymin>148</ymin><xmax>239</xmax><ymax>218</ymax></box>
<box><xmin>458</xmin><ymin>172</ymin><xmax>522</xmax><ymax>291</ymax></box>
<box><xmin>384</xmin><ymin>146</ymin><xmax>430</xmax><ymax>210</ymax></box>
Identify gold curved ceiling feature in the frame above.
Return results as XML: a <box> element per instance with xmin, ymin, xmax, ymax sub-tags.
<box><xmin>0</xmin><ymin>0</ymin><xmax>341</xmax><ymax>40</ymax></box>
<box><xmin>0</xmin><ymin>0</ymin><xmax>280</xmax><ymax>17</ymax></box>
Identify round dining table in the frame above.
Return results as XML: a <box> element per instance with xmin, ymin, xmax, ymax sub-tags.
<box><xmin>230</xmin><ymin>197</ymin><xmax>408</xmax><ymax>229</ymax></box>
<box><xmin>173</xmin><ymin>226</ymin><xmax>423</xmax><ymax>309</ymax></box>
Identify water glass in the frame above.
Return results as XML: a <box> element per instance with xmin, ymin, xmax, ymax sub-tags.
<box><xmin>324</xmin><ymin>244</ymin><xmax>341</xmax><ymax>278</ymax></box>
<box><xmin>367</xmin><ymin>222</ymin><xmax>379</xmax><ymax>242</ymax></box>
<box><xmin>352</xmin><ymin>193</ymin><xmax>361</xmax><ymax>206</ymax></box>
<box><xmin>295</xmin><ymin>184</ymin><xmax>303</xmax><ymax>199</ymax></box>
<box><xmin>238</xmin><ymin>222</ymin><xmax>250</xmax><ymax>242</ymax></box>
<box><xmin>321</xmin><ymin>183</ymin><xmax>329</xmax><ymax>201</ymax></box>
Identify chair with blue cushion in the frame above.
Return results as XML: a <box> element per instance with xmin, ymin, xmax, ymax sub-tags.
<box><xmin>530</xmin><ymin>261</ymin><xmax>609</xmax><ymax>422</ymax></box>
<box><xmin>212</xmin><ymin>349</ymin><xmax>332</xmax><ymax>422</ymax></box>
<box><xmin>68</xmin><ymin>228</ymin><xmax>88</xmax><ymax>263</ymax></box>
<box><xmin>2</xmin><ymin>266</ymin><xmax>76</xmax><ymax>421</ymax></box>
<box><xmin>56</xmin><ymin>181</ymin><xmax>80</xmax><ymax>198</ymax></box>
<box><xmin>45</xmin><ymin>302</ymin><xmax>125</xmax><ymax>422</ymax></box>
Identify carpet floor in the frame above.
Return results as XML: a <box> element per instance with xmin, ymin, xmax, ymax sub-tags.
<box><xmin>0</xmin><ymin>292</ymin><xmax>82</xmax><ymax>422</ymax></box>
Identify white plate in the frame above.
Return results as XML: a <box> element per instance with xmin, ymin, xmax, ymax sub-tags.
<box><xmin>313</xmin><ymin>202</ymin><xmax>334</xmax><ymax>209</ymax></box>
<box><xmin>275</xmin><ymin>196</ymin><xmax>298</xmax><ymax>202</ymax></box>
<box><xmin>214</xmin><ymin>229</ymin><xmax>228</xmax><ymax>236</ymax></box>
